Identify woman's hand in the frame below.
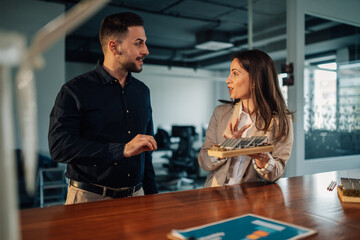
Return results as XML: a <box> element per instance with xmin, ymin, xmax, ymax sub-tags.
<box><xmin>248</xmin><ymin>152</ymin><xmax>271</xmax><ymax>168</ymax></box>
<box><xmin>223</xmin><ymin>117</ymin><xmax>251</xmax><ymax>139</ymax></box>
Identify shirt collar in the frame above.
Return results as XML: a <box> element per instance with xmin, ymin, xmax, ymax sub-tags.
<box><xmin>238</xmin><ymin>101</ymin><xmax>256</xmax><ymax>123</ymax></box>
<box><xmin>95</xmin><ymin>60</ymin><xmax>133</xmax><ymax>85</ymax></box>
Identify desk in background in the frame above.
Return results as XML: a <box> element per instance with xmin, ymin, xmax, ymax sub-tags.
<box><xmin>21</xmin><ymin>169</ymin><xmax>360</xmax><ymax>239</ymax></box>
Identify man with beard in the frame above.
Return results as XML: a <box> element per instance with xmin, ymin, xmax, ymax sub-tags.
<box><xmin>48</xmin><ymin>12</ymin><xmax>158</xmax><ymax>204</ymax></box>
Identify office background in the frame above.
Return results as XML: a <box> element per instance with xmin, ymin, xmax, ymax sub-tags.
<box><xmin>1</xmin><ymin>0</ymin><xmax>360</xmax><ymax>208</ymax></box>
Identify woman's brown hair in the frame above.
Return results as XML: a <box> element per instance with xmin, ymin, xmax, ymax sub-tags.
<box><xmin>232</xmin><ymin>49</ymin><xmax>294</xmax><ymax>140</ymax></box>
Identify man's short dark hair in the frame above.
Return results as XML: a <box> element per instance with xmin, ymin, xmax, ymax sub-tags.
<box><xmin>99</xmin><ymin>12</ymin><xmax>144</xmax><ymax>51</ymax></box>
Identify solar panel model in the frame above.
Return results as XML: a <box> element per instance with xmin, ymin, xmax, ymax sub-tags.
<box><xmin>337</xmin><ymin>177</ymin><xmax>360</xmax><ymax>203</ymax></box>
<box><xmin>208</xmin><ymin>136</ymin><xmax>274</xmax><ymax>158</ymax></box>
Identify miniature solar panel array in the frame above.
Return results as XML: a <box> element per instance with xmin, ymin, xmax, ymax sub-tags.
<box><xmin>337</xmin><ymin>177</ymin><xmax>360</xmax><ymax>203</ymax></box>
<box><xmin>208</xmin><ymin>136</ymin><xmax>274</xmax><ymax>158</ymax></box>
<box><xmin>341</xmin><ymin>178</ymin><xmax>360</xmax><ymax>197</ymax></box>
<box><xmin>219</xmin><ymin>136</ymin><xmax>269</xmax><ymax>150</ymax></box>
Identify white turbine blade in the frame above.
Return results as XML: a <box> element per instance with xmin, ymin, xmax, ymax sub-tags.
<box><xmin>15</xmin><ymin>64</ymin><xmax>38</xmax><ymax>195</ymax></box>
<box><xmin>16</xmin><ymin>0</ymin><xmax>109</xmax><ymax>195</ymax></box>
<box><xmin>28</xmin><ymin>0</ymin><xmax>110</xmax><ymax>61</ymax></box>
<box><xmin>0</xmin><ymin>30</ymin><xmax>25</xmax><ymax>240</ymax></box>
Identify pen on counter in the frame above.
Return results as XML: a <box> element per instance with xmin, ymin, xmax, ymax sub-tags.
<box><xmin>330</xmin><ymin>181</ymin><xmax>337</xmax><ymax>191</ymax></box>
<box><xmin>327</xmin><ymin>181</ymin><xmax>333</xmax><ymax>190</ymax></box>
<box><xmin>327</xmin><ymin>180</ymin><xmax>337</xmax><ymax>191</ymax></box>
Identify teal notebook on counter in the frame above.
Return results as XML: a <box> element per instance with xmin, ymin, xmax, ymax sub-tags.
<box><xmin>167</xmin><ymin>214</ymin><xmax>317</xmax><ymax>240</ymax></box>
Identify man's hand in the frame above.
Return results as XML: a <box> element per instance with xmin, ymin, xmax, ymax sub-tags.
<box><xmin>123</xmin><ymin>134</ymin><xmax>157</xmax><ymax>158</ymax></box>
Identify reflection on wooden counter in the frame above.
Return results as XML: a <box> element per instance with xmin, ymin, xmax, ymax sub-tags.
<box><xmin>20</xmin><ymin>169</ymin><xmax>360</xmax><ymax>240</ymax></box>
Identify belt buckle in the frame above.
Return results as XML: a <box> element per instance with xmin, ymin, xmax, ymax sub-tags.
<box><xmin>113</xmin><ymin>188</ymin><xmax>123</xmax><ymax>198</ymax></box>
<box><xmin>111</xmin><ymin>187</ymin><xmax>131</xmax><ymax>198</ymax></box>
<box><xmin>108</xmin><ymin>185</ymin><xmax>138</xmax><ymax>198</ymax></box>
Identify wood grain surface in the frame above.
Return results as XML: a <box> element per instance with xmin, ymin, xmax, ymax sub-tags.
<box><xmin>20</xmin><ymin>169</ymin><xmax>360</xmax><ymax>240</ymax></box>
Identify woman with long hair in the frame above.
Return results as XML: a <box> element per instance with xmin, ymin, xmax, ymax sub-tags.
<box><xmin>198</xmin><ymin>49</ymin><xmax>294</xmax><ymax>187</ymax></box>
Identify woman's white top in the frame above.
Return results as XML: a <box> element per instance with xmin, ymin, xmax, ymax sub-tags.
<box><xmin>209</xmin><ymin>103</ymin><xmax>275</xmax><ymax>185</ymax></box>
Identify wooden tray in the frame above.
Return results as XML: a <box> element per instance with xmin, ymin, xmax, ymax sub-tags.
<box><xmin>337</xmin><ymin>185</ymin><xmax>360</xmax><ymax>203</ymax></box>
<box><xmin>208</xmin><ymin>145</ymin><xmax>274</xmax><ymax>158</ymax></box>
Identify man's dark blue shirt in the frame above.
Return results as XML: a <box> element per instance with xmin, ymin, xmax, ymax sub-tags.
<box><xmin>48</xmin><ymin>62</ymin><xmax>158</xmax><ymax>194</ymax></box>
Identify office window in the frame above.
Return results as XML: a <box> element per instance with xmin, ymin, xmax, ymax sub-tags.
<box><xmin>337</xmin><ymin>62</ymin><xmax>360</xmax><ymax>132</ymax></box>
<box><xmin>304</xmin><ymin>63</ymin><xmax>337</xmax><ymax>132</ymax></box>
<box><xmin>304</xmin><ymin>15</ymin><xmax>360</xmax><ymax>160</ymax></box>
<box><xmin>305</xmin><ymin>60</ymin><xmax>360</xmax><ymax>159</ymax></box>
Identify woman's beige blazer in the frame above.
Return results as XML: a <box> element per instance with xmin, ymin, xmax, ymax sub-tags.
<box><xmin>198</xmin><ymin>103</ymin><xmax>293</xmax><ymax>188</ymax></box>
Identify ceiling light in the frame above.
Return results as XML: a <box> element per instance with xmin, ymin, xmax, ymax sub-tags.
<box><xmin>195</xmin><ymin>41</ymin><xmax>234</xmax><ymax>51</ymax></box>
<box><xmin>195</xmin><ymin>30</ymin><xmax>233</xmax><ymax>51</ymax></box>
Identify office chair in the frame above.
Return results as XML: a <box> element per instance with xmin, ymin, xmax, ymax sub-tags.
<box><xmin>154</xmin><ymin>128</ymin><xmax>171</xmax><ymax>150</ymax></box>
<box><xmin>161</xmin><ymin>126</ymin><xmax>199</xmax><ymax>190</ymax></box>
<box><xmin>33</xmin><ymin>155</ymin><xmax>67</xmax><ymax>207</ymax></box>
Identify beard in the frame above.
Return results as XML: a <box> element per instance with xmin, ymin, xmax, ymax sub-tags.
<box><xmin>124</xmin><ymin>61</ymin><xmax>142</xmax><ymax>73</ymax></box>
<box><xmin>122</xmin><ymin>56</ymin><xmax>144</xmax><ymax>73</ymax></box>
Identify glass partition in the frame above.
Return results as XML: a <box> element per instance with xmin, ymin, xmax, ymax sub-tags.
<box><xmin>304</xmin><ymin>15</ymin><xmax>360</xmax><ymax>159</ymax></box>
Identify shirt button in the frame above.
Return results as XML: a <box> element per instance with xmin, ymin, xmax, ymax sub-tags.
<box><xmin>128</xmin><ymin>174</ymin><xmax>130</xmax><ymax>177</ymax></box>
<box><xmin>128</xmin><ymin>131</ymin><xmax>131</xmax><ymax>134</ymax></box>
<box><xmin>126</xmin><ymin>110</ymin><xmax>129</xmax><ymax>113</ymax></box>
<box><xmin>114</xmin><ymin>162</ymin><xmax>118</xmax><ymax>166</ymax></box>
<box><xmin>93</xmin><ymin>165</ymin><xmax>96</xmax><ymax>167</ymax></box>
<box><xmin>122</xmin><ymin>90</ymin><xmax>124</xmax><ymax>94</ymax></box>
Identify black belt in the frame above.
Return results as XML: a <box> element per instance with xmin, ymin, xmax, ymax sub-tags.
<box><xmin>69</xmin><ymin>179</ymin><xmax>142</xmax><ymax>198</ymax></box>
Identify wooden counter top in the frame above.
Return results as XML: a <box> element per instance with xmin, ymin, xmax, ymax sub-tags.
<box><xmin>20</xmin><ymin>169</ymin><xmax>360</xmax><ymax>239</ymax></box>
